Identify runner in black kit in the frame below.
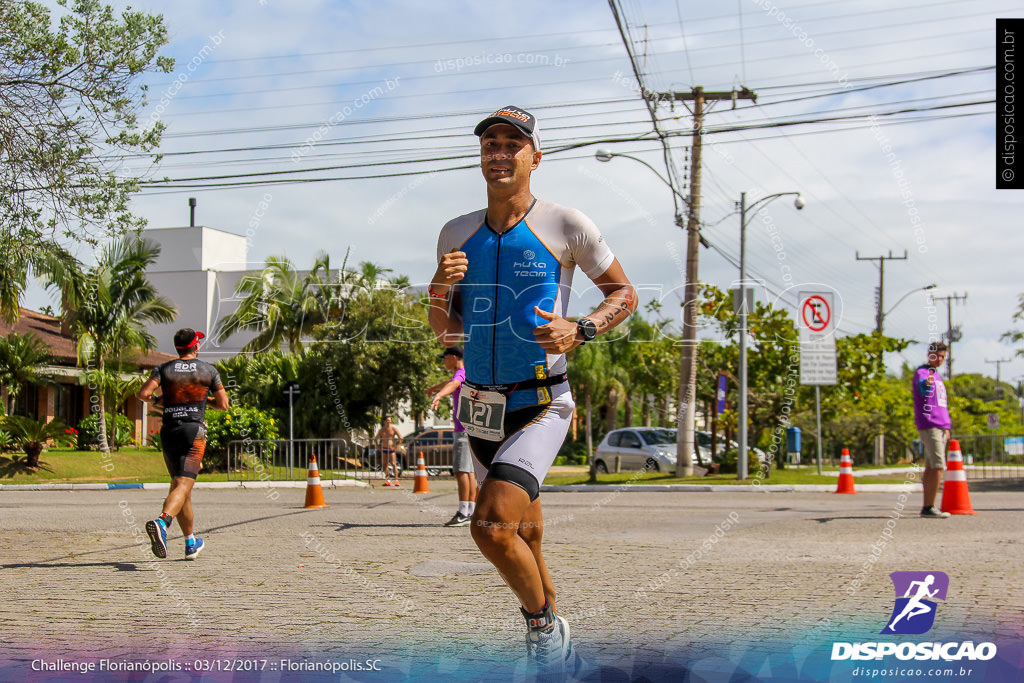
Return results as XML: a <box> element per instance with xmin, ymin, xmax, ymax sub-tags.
<box><xmin>138</xmin><ymin>328</ymin><xmax>229</xmax><ymax>559</ymax></box>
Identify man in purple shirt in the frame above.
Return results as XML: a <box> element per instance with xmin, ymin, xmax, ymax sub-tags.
<box><xmin>913</xmin><ymin>342</ymin><xmax>952</xmax><ymax>518</ymax></box>
<box><xmin>426</xmin><ymin>346</ymin><xmax>477</xmax><ymax>526</ymax></box>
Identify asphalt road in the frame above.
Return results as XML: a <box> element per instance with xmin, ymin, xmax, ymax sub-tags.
<box><xmin>1</xmin><ymin>482</ymin><xmax>1022</xmax><ymax>682</ymax></box>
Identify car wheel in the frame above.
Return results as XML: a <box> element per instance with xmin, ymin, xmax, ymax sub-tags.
<box><xmin>594</xmin><ymin>461</ymin><xmax>608</xmax><ymax>474</ymax></box>
<box><xmin>645</xmin><ymin>458</ymin><xmax>660</xmax><ymax>472</ymax></box>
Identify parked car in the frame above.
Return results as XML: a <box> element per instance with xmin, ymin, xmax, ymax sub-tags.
<box><xmin>403</xmin><ymin>426</ymin><xmax>455</xmax><ymax>476</ymax></box>
<box><xmin>593</xmin><ymin>427</ymin><xmax>713</xmax><ymax>473</ymax></box>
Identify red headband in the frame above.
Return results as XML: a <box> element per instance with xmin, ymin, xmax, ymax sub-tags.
<box><xmin>174</xmin><ymin>331</ymin><xmax>205</xmax><ymax>350</ymax></box>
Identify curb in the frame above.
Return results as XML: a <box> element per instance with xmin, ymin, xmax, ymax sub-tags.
<box><xmin>0</xmin><ymin>479</ymin><xmax>370</xmax><ymax>492</ymax></box>
<box><xmin>541</xmin><ymin>484</ymin><xmax>924</xmax><ymax>493</ymax></box>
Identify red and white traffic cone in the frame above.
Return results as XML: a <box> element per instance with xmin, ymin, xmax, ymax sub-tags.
<box><xmin>835</xmin><ymin>448</ymin><xmax>857</xmax><ymax>494</ymax></box>
<box><xmin>940</xmin><ymin>440</ymin><xmax>976</xmax><ymax>515</ymax></box>
<box><xmin>413</xmin><ymin>452</ymin><xmax>430</xmax><ymax>494</ymax></box>
<box><xmin>303</xmin><ymin>455</ymin><xmax>330</xmax><ymax>509</ymax></box>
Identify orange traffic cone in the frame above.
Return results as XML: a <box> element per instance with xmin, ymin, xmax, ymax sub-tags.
<box><xmin>940</xmin><ymin>440</ymin><xmax>976</xmax><ymax>515</ymax></box>
<box><xmin>303</xmin><ymin>455</ymin><xmax>330</xmax><ymax>509</ymax></box>
<box><xmin>413</xmin><ymin>452</ymin><xmax>430</xmax><ymax>493</ymax></box>
<box><xmin>835</xmin><ymin>448</ymin><xmax>857</xmax><ymax>494</ymax></box>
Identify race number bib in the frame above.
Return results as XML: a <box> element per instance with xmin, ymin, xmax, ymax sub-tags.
<box><xmin>457</xmin><ymin>388</ymin><xmax>506</xmax><ymax>441</ymax></box>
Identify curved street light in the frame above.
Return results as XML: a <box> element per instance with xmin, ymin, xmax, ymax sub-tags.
<box><xmin>595</xmin><ymin>149</ymin><xmax>689</xmax><ymax>204</ymax></box>
<box><xmin>737</xmin><ymin>191</ymin><xmax>804</xmax><ymax>480</ymax></box>
<box><xmin>881</xmin><ymin>284</ymin><xmax>938</xmax><ymax>329</ymax></box>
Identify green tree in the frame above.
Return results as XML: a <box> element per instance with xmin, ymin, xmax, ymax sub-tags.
<box><xmin>58</xmin><ymin>237</ymin><xmax>177</xmax><ymax>453</ymax></box>
<box><xmin>946</xmin><ymin>373</ymin><xmax>1021</xmax><ymax>435</ymax></box>
<box><xmin>213</xmin><ymin>252</ymin><xmax>336</xmax><ymax>353</ymax></box>
<box><xmin>1002</xmin><ymin>292</ymin><xmax>1024</xmax><ymax>357</ymax></box>
<box><xmin>625</xmin><ymin>307</ymin><xmax>681</xmax><ymax>428</ymax></box>
<box><xmin>0</xmin><ymin>332</ymin><xmax>53</xmax><ymax>415</ymax></box>
<box><xmin>298</xmin><ymin>264</ymin><xmax>440</xmax><ymax>436</ymax></box>
<box><xmin>0</xmin><ymin>1</ymin><xmax>173</xmax><ymax>319</ymax></box>
<box><xmin>567</xmin><ymin>341</ymin><xmax>610</xmax><ymax>481</ymax></box>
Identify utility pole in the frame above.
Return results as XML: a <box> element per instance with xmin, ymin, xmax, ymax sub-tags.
<box><xmin>856</xmin><ymin>250</ymin><xmax>907</xmax><ymax>334</ymax></box>
<box><xmin>933</xmin><ymin>293</ymin><xmax>967</xmax><ymax>379</ymax></box>
<box><xmin>986</xmin><ymin>358</ymin><xmax>1012</xmax><ymax>399</ymax></box>
<box><xmin>644</xmin><ymin>86</ymin><xmax>757</xmax><ymax>476</ymax></box>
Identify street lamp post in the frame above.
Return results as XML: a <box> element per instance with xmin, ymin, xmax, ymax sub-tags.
<box><xmin>879</xmin><ymin>284</ymin><xmax>937</xmax><ymax>332</ymax></box>
<box><xmin>737</xmin><ymin>191</ymin><xmax>804</xmax><ymax>480</ymax></box>
<box><xmin>596</xmin><ymin>149</ymin><xmax>698</xmax><ymax>475</ymax></box>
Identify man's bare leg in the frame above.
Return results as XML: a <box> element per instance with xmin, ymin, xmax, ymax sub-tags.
<box><xmin>470</xmin><ymin>479</ymin><xmax>547</xmax><ymax>612</ymax></box>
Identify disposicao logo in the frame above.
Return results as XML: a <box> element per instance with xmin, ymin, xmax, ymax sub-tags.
<box><xmin>882</xmin><ymin>570</ymin><xmax>948</xmax><ymax>635</ymax></box>
<box><xmin>830</xmin><ymin>571</ymin><xmax>997</xmax><ymax>662</ymax></box>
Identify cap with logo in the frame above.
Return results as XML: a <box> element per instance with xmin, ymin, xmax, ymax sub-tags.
<box><xmin>474</xmin><ymin>106</ymin><xmax>541</xmax><ymax>152</ymax></box>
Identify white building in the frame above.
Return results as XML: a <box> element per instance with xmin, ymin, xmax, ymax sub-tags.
<box><xmin>142</xmin><ymin>224</ymin><xmax>257</xmax><ymax>361</ymax></box>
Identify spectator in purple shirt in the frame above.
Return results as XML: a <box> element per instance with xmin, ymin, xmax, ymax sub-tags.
<box><xmin>426</xmin><ymin>346</ymin><xmax>477</xmax><ymax>527</ymax></box>
<box><xmin>913</xmin><ymin>341</ymin><xmax>952</xmax><ymax>518</ymax></box>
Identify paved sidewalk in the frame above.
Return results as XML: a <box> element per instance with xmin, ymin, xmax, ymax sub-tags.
<box><xmin>1</xmin><ymin>483</ymin><xmax>1022</xmax><ymax>681</ymax></box>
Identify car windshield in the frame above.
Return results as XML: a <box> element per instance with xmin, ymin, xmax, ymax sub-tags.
<box><xmin>640</xmin><ymin>429</ymin><xmax>676</xmax><ymax>445</ymax></box>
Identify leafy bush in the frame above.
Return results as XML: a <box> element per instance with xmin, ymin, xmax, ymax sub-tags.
<box><xmin>556</xmin><ymin>438</ymin><xmax>591</xmax><ymax>465</ymax></box>
<box><xmin>715</xmin><ymin>448</ymin><xmax>765</xmax><ymax>476</ymax></box>
<box><xmin>203</xmin><ymin>406</ymin><xmax>279</xmax><ymax>471</ymax></box>
<box><xmin>77</xmin><ymin>412</ymin><xmax>134</xmax><ymax>449</ymax></box>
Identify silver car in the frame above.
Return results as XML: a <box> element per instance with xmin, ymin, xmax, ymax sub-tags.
<box><xmin>593</xmin><ymin>427</ymin><xmax>712</xmax><ymax>473</ymax></box>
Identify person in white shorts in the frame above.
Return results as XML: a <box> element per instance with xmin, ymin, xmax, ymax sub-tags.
<box><xmin>426</xmin><ymin>105</ymin><xmax>636</xmax><ymax>675</ymax></box>
<box><xmin>426</xmin><ymin>345</ymin><xmax>477</xmax><ymax>526</ymax></box>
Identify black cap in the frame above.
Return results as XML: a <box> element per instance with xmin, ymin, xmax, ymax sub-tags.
<box><xmin>474</xmin><ymin>106</ymin><xmax>541</xmax><ymax>151</ymax></box>
<box><xmin>173</xmin><ymin>328</ymin><xmax>205</xmax><ymax>351</ymax></box>
<box><xmin>439</xmin><ymin>346</ymin><xmax>464</xmax><ymax>360</ymax></box>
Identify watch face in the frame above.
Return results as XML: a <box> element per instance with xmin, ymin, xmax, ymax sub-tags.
<box><xmin>579</xmin><ymin>318</ymin><xmax>597</xmax><ymax>341</ymax></box>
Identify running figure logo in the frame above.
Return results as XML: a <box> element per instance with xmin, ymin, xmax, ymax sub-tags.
<box><xmin>882</xmin><ymin>571</ymin><xmax>949</xmax><ymax>634</ymax></box>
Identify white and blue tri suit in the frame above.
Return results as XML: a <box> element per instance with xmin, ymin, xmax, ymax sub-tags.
<box><xmin>437</xmin><ymin>199</ymin><xmax>615</xmax><ymax>498</ymax></box>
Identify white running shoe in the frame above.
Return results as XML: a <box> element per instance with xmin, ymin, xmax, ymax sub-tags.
<box><xmin>526</xmin><ymin>620</ymin><xmax>567</xmax><ymax>677</ymax></box>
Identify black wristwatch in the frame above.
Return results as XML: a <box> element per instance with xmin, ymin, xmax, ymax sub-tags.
<box><xmin>576</xmin><ymin>318</ymin><xmax>598</xmax><ymax>344</ymax></box>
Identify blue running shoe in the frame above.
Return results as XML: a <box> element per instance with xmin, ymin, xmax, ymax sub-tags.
<box><xmin>145</xmin><ymin>519</ymin><xmax>167</xmax><ymax>558</ymax></box>
<box><xmin>185</xmin><ymin>537</ymin><xmax>204</xmax><ymax>560</ymax></box>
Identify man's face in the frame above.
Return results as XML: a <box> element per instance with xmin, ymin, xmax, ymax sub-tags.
<box><xmin>442</xmin><ymin>354</ymin><xmax>456</xmax><ymax>372</ymax></box>
<box><xmin>927</xmin><ymin>350</ymin><xmax>946</xmax><ymax>368</ymax></box>
<box><xmin>480</xmin><ymin>124</ymin><xmax>540</xmax><ymax>188</ymax></box>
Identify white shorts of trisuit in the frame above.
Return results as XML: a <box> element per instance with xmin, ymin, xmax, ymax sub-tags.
<box><xmin>471</xmin><ymin>388</ymin><xmax>574</xmax><ymax>490</ymax></box>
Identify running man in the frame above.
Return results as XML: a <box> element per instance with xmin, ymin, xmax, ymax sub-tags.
<box><xmin>138</xmin><ymin>328</ymin><xmax>229</xmax><ymax>559</ymax></box>
<box><xmin>886</xmin><ymin>574</ymin><xmax>939</xmax><ymax>631</ymax></box>
<box><xmin>428</xmin><ymin>106</ymin><xmax>636</xmax><ymax>675</ymax></box>
<box><xmin>375</xmin><ymin>416</ymin><xmax>403</xmax><ymax>486</ymax></box>
<box><xmin>425</xmin><ymin>346</ymin><xmax>476</xmax><ymax>526</ymax></box>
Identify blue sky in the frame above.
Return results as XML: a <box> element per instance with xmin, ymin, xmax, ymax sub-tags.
<box><xmin>31</xmin><ymin>0</ymin><xmax>1023</xmax><ymax>383</ymax></box>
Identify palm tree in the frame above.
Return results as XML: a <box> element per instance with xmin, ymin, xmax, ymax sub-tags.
<box><xmin>214</xmin><ymin>251</ymin><xmax>335</xmax><ymax>353</ymax></box>
<box><xmin>567</xmin><ymin>342</ymin><xmax>610</xmax><ymax>482</ymax></box>
<box><xmin>0</xmin><ymin>332</ymin><xmax>54</xmax><ymax>415</ymax></box>
<box><xmin>0</xmin><ymin>237</ymin><xmax>78</xmax><ymax>324</ymax></box>
<box><xmin>2</xmin><ymin>415</ymin><xmax>76</xmax><ymax>469</ymax></box>
<box><xmin>57</xmin><ymin>237</ymin><xmax>177</xmax><ymax>454</ymax></box>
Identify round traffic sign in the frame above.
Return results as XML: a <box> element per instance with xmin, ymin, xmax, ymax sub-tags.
<box><xmin>802</xmin><ymin>295</ymin><xmax>831</xmax><ymax>332</ymax></box>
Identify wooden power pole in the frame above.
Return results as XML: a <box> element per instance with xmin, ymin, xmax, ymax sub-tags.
<box><xmin>644</xmin><ymin>87</ymin><xmax>757</xmax><ymax>476</ymax></box>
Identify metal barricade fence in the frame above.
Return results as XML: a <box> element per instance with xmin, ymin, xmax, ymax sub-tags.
<box><xmin>225</xmin><ymin>436</ymin><xmax>456</xmax><ymax>481</ymax></box>
<box><xmin>226</xmin><ymin>438</ymin><xmax>371</xmax><ymax>481</ymax></box>
<box><xmin>952</xmin><ymin>434</ymin><xmax>1024</xmax><ymax>480</ymax></box>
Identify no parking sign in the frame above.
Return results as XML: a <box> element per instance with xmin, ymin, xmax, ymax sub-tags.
<box><xmin>799</xmin><ymin>291</ymin><xmax>837</xmax><ymax>385</ymax></box>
